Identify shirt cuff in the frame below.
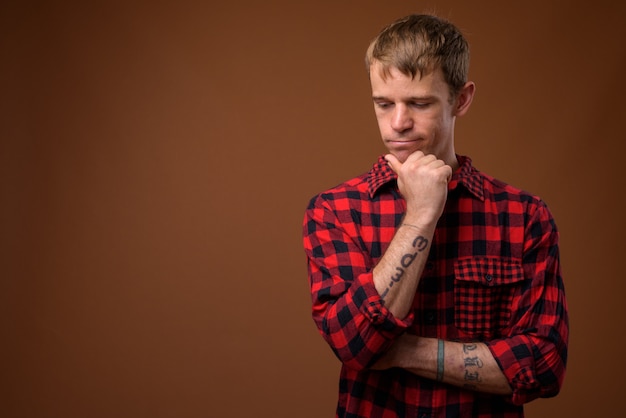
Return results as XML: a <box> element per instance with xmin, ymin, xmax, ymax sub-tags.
<box><xmin>486</xmin><ymin>336</ymin><xmax>540</xmax><ymax>405</ymax></box>
<box><xmin>352</xmin><ymin>272</ymin><xmax>414</xmax><ymax>334</ymax></box>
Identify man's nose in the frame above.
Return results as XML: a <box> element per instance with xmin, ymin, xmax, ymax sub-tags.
<box><xmin>391</xmin><ymin>105</ymin><xmax>413</xmax><ymax>132</ymax></box>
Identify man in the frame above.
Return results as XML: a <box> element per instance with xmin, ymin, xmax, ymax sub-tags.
<box><xmin>302</xmin><ymin>14</ymin><xmax>568</xmax><ymax>417</ymax></box>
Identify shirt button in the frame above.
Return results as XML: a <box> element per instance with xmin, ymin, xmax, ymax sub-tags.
<box><xmin>426</xmin><ymin>262</ymin><xmax>434</xmax><ymax>271</ymax></box>
<box><xmin>426</xmin><ymin>312</ymin><xmax>436</xmax><ymax>323</ymax></box>
<box><xmin>485</xmin><ymin>274</ymin><xmax>493</xmax><ymax>282</ymax></box>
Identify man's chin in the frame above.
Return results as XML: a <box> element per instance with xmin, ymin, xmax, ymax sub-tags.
<box><xmin>389</xmin><ymin>149</ymin><xmax>415</xmax><ymax>164</ymax></box>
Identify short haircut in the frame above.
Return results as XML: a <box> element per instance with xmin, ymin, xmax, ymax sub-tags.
<box><xmin>365</xmin><ymin>14</ymin><xmax>470</xmax><ymax>99</ymax></box>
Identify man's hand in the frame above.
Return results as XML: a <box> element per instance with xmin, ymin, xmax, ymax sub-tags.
<box><xmin>385</xmin><ymin>151</ymin><xmax>452</xmax><ymax>225</ymax></box>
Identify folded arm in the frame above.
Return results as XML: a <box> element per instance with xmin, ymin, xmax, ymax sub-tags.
<box><xmin>372</xmin><ymin>334</ymin><xmax>512</xmax><ymax>395</ymax></box>
<box><xmin>373</xmin><ymin>200</ymin><xmax>568</xmax><ymax>404</ymax></box>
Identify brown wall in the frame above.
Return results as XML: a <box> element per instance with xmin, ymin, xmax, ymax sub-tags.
<box><xmin>2</xmin><ymin>1</ymin><xmax>625</xmax><ymax>417</ymax></box>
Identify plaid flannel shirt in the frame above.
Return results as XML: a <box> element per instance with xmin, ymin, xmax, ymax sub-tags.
<box><xmin>303</xmin><ymin>155</ymin><xmax>568</xmax><ymax>418</ymax></box>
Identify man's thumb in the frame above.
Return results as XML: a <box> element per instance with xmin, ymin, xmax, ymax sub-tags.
<box><xmin>384</xmin><ymin>153</ymin><xmax>401</xmax><ymax>173</ymax></box>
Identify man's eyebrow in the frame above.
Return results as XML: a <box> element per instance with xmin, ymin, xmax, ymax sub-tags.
<box><xmin>372</xmin><ymin>95</ymin><xmax>437</xmax><ymax>101</ymax></box>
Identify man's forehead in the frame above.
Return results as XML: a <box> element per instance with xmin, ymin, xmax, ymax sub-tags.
<box><xmin>368</xmin><ymin>59</ymin><xmax>437</xmax><ymax>82</ymax></box>
<box><xmin>370</xmin><ymin>64</ymin><xmax>444</xmax><ymax>87</ymax></box>
<box><xmin>369</xmin><ymin>63</ymin><xmax>451</xmax><ymax>102</ymax></box>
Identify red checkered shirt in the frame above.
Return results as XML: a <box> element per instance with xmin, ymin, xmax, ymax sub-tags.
<box><xmin>303</xmin><ymin>155</ymin><xmax>568</xmax><ymax>417</ymax></box>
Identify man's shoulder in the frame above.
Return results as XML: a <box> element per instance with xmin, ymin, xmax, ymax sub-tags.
<box><xmin>478</xmin><ymin>169</ymin><xmax>546</xmax><ymax>208</ymax></box>
<box><xmin>307</xmin><ymin>171</ymin><xmax>371</xmax><ymax>208</ymax></box>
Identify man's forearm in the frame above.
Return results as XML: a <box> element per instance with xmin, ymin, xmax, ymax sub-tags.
<box><xmin>374</xmin><ymin>334</ymin><xmax>512</xmax><ymax>395</ymax></box>
<box><xmin>372</xmin><ymin>221</ymin><xmax>435</xmax><ymax>319</ymax></box>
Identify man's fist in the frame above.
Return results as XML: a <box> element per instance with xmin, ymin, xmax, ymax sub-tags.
<box><xmin>385</xmin><ymin>151</ymin><xmax>452</xmax><ymax>225</ymax></box>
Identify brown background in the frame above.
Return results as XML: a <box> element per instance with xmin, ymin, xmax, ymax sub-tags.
<box><xmin>2</xmin><ymin>0</ymin><xmax>625</xmax><ymax>417</ymax></box>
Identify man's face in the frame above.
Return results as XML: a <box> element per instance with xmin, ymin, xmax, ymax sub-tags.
<box><xmin>370</xmin><ymin>61</ymin><xmax>461</xmax><ymax>165</ymax></box>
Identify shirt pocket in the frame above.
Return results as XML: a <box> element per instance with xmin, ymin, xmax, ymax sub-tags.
<box><xmin>453</xmin><ymin>256</ymin><xmax>524</xmax><ymax>338</ymax></box>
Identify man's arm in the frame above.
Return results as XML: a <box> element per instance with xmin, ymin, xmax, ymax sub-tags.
<box><xmin>372</xmin><ymin>220</ymin><xmax>434</xmax><ymax>319</ymax></box>
<box><xmin>372</xmin><ymin>334</ymin><xmax>512</xmax><ymax>395</ymax></box>
<box><xmin>303</xmin><ymin>151</ymin><xmax>452</xmax><ymax>369</ymax></box>
<box><xmin>373</xmin><ymin>152</ymin><xmax>451</xmax><ymax>319</ymax></box>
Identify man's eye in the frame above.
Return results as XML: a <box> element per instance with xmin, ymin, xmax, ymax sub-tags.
<box><xmin>376</xmin><ymin>102</ymin><xmax>392</xmax><ymax>109</ymax></box>
<box><xmin>411</xmin><ymin>102</ymin><xmax>430</xmax><ymax>108</ymax></box>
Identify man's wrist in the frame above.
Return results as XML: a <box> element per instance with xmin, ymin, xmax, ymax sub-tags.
<box><xmin>399</xmin><ymin>218</ymin><xmax>437</xmax><ymax>235</ymax></box>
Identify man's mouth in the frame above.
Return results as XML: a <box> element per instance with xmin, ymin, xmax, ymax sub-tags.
<box><xmin>387</xmin><ymin>138</ymin><xmax>419</xmax><ymax>145</ymax></box>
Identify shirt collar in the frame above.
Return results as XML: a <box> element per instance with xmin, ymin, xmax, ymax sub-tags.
<box><xmin>367</xmin><ymin>154</ymin><xmax>484</xmax><ymax>201</ymax></box>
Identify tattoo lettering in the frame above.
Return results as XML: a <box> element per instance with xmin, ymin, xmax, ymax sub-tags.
<box><xmin>401</xmin><ymin>252</ymin><xmax>417</xmax><ymax>268</ymax></box>
<box><xmin>462</xmin><ymin>343</ymin><xmax>483</xmax><ymax>389</ymax></box>
<box><xmin>464</xmin><ymin>370</ymin><xmax>481</xmax><ymax>382</ymax></box>
<box><xmin>464</xmin><ymin>356</ymin><xmax>484</xmax><ymax>368</ymax></box>
<box><xmin>463</xmin><ymin>343</ymin><xmax>478</xmax><ymax>354</ymax></box>
<box><xmin>380</xmin><ymin>235</ymin><xmax>429</xmax><ymax>301</ymax></box>
<box><xmin>412</xmin><ymin>235</ymin><xmax>428</xmax><ymax>252</ymax></box>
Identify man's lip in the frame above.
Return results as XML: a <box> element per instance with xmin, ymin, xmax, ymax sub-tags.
<box><xmin>387</xmin><ymin>139</ymin><xmax>418</xmax><ymax>144</ymax></box>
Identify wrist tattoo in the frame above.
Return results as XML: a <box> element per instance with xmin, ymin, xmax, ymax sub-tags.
<box><xmin>380</xmin><ymin>235</ymin><xmax>429</xmax><ymax>300</ymax></box>
<box><xmin>462</xmin><ymin>343</ymin><xmax>483</xmax><ymax>390</ymax></box>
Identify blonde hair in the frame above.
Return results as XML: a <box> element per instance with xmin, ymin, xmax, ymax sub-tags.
<box><xmin>365</xmin><ymin>14</ymin><xmax>470</xmax><ymax>98</ymax></box>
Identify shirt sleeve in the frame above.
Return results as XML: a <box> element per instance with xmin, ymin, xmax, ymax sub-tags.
<box><xmin>303</xmin><ymin>193</ymin><xmax>413</xmax><ymax>370</ymax></box>
<box><xmin>486</xmin><ymin>200</ymin><xmax>569</xmax><ymax>405</ymax></box>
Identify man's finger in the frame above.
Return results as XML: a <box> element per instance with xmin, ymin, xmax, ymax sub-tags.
<box><xmin>384</xmin><ymin>153</ymin><xmax>401</xmax><ymax>173</ymax></box>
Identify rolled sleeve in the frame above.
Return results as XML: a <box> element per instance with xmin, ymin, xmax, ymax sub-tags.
<box><xmin>304</xmin><ymin>194</ymin><xmax>413</xmax><ymax>370</ymax></box>
<box><xmin>487</xmin><ymin>331</ymin><xmax>567</xmax><ymax>405</ymax></box>
<box><xmin>307</xmin><ymin>256</ymin><xmax>414</xmax><ymax>370</ymax></box>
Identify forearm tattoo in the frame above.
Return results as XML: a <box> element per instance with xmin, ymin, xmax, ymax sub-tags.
<box><xmin>380</xmin><ymin>235</ymin><xmax>428</xmax><ymax>300</ymax></box>
<box><xmin>462</xmin><ymin>343</ymin><xmax>483</xmax><ymax>389</ymax></box>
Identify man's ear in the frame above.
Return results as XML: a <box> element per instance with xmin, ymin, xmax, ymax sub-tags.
<box><xmin>454</xmin><ymin>81</ymin><xmax>475</xmax><ymax>117</ymax></box>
